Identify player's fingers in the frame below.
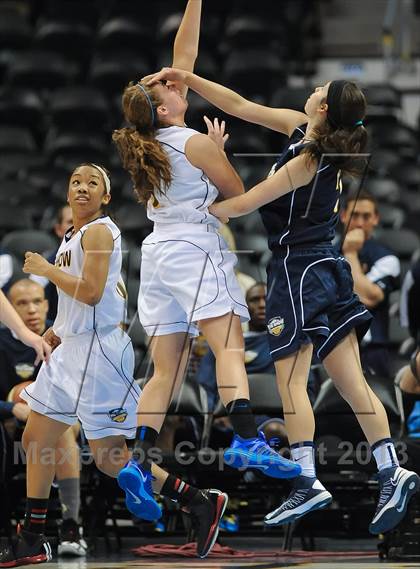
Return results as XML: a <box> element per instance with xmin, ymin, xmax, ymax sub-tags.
<box><xmin>220</xmin><ymin>120</ymin><xmax>226</xmax><ymax>133</ymax></box>
<box><xmin>203</xmin><ymin>115</ymin><xmax>212</xmax><ymax>131</ymax></box>
<box><xmin>223</xmin><ymin>133</ymin><xmax>230</xmax><ymax>143</ymax></box>
<box><xmin>214</xmin><ymin>117</ymin><xmax>219</xmax><ymax>130</ymax></box>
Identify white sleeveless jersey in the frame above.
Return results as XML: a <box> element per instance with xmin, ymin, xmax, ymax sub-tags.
<box><xmin>147</xmin><ymin>125</ymin><xmax>220</xmax><ymax>227</ymax></box>
<box><xmin>53</xmin><ymin>216</ymin><xmax>127</xmax><ymax>338</ymax></box>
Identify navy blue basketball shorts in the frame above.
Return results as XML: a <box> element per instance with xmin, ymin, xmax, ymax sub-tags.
<box><xmin>266</xmin><ymin>246</ymin><xmax>372</xmax><ymax>362</ymax></box>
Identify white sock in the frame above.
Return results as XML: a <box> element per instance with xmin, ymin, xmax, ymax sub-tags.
<box><xmin>290</xmin><ymin>441</ymin><xmax>316</xmax><ymax>478</ymax></box>
<box><xmin>371</xmin><ymin>438</ymin><xmax>399</xmax><ymax>471</ymax></box>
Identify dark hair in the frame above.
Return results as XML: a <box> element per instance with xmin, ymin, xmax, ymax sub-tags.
<box><xmin>304</xmin><ymin>81</ymin><xmax>368</xmax><ymax>176</ymax></box>
<box><xmin>246</xmin><ymin>282</ymin><xmax>267</xmax><ymax>302</ymax></box>
<box><xmin>56</xmin><ymin>204</ymin><xmax>70</xmax><ymax>225</ymax></box>
<box><xmin>71</xmin><ymin>162</ymin><xmax>114</xmax><ymax>218</ymax></box>
<box><xmin>112</xmin><ymin>82</ymin><xmax>172</xmax><ymax>205</ymax></box>
<box><xmin>344</xmin><ymin>189</ymin><xmax>378</xmax><ymax>213</ymax></box>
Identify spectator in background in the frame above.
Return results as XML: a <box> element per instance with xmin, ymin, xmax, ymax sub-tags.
<box><xmin>0</xmin><ymin>279</ymin><xmax>87</xmax><ymax>557</ymax></box>
<box><xmin>0</xmin><ymin>246</ymin><xmax>14</xmax><ymax>292</ymax></box>
<box><xmin>219</xmin><ymin>224</ymin><xmax>256</xmax><ymax>297</ymax></box>
<box><xmin>198</xmin><ymin>282</ymin><xmax>319</xmax><ymax>444</ymax></box>
<box><xmin>340</xmin><ymin>190</ymin><xmax>400</xmax><ymax>377</ymax></box>
<box><xmin>397</xmin><ymin>258</ymin><xmax>420</xmax><ymax>436</ymax></box>
<box><xmin>30</xmin><ymin>204</ymin><xmax>73</xmax><ymax>321</ymax></box>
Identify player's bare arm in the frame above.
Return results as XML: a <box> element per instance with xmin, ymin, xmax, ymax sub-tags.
<box><xmin>171</xmin><ymin>0</ymin><xmax>202</xmax><ymax>98</ymax></box>
<box><xmin>209</xmin><ymin>154</ymin><xmax>316</xmax><ymax>219</ymax></box>
<box><xmin>144</xmin><ymin>68</ymin><xmax>308</xmax><ymax>136</ymax></box>
<box><xmin>23</xmin><ymin>224</ymin><xmax>113</xmax><ymax>307</ymax></box>
<box><xmin>185</xmin><ymin>133</ymin><xmax>244</xmax><ymax>199</ymax></box>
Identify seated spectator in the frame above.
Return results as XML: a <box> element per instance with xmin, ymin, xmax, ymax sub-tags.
<box><xmin>396</xmin><ymin>258</ymin><xmax>420</xmax><ymax>436</ymax></box>
<box><xmin>30</xmin><ymin>204</ymin><xmax>73</xmax><ymax>321</ymax></box>
<box><xmin>340</xmin><ymin>190</ymin><xmax>400</xmax><ymax>377</ymax></box>
<box><xmin>0</xmin><ymin>279</ymin><xmax>87</xmax><ymax>556</ymax></box>
<box><xmin>198</xmin><ymin>282</ymin><xmax>318</xmax><ymax>446</ymax></box>
<box><xmin>219</xmin><ymin>224</ymin><xmax>256</xmax><ymax>297</ymax></box>
<box><xmin>0</xmin><ymin>246</ymin><xmax>14</xmax><ymax>292</ymax></box>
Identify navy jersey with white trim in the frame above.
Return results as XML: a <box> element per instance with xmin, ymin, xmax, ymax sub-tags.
<box><xmin>260</xmin><ymin>125</ymin><xmax>341</xmax><ymax>250</ymax></box>
<box><xmin>359</xmin><ymin>239</ymin><xmax>400</xmax><ymax>344</ymax></box>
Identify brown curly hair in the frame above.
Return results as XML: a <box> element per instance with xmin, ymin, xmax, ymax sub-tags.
<box><xmin>112</xmin><ymin>82</ymin><xmax>172</xmax><ymax>205</ymax></box>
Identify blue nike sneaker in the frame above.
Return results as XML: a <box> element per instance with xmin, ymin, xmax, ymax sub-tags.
<box><xmin>117</xmin><ymin>460</ymin><xmax>162</xmax><ymax>521</ymax></box>
<box><xmin>369</xmin><ymin>466</ymin><xmax>420</xmax><ymax>534</ymax></box>
<box><xmin>264</xmin><ymin>476</ymin><xmax>332</xmax><ymax>526</ymax></box>
<box><xmin>224</xmin><ymin>431</ymin><xmax>302</xmax><ymax>478</ymax></box>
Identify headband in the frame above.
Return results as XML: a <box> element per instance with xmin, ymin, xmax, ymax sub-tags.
<box><xmin>91</xmin><ymin>164</ymin><xmax>111</xmax><ymax>195</ymax></box>
<box><xmin>326</xmin><ymin>80</ymin><xmax>364</xmax><ymax>129</ymax></box>
<box><xmin>137</xmin><ymin>83</ymin><xmax>155</xmax><ymax>126</ymax></box>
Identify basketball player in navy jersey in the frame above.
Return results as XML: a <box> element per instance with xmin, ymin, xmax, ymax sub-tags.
<box><xmin>143</xmin><ymin>68</ymin><xmax>420</xmax><ymax>535</ymax></box>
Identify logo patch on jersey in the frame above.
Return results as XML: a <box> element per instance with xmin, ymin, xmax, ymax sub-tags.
<box><xmin>108</xmin><ymin>407</ymin><xmax>128</xmax><ymax>423</ymax></box>
<box><xmin>15</xmin><ymin>363</ymin><xmax>35</xmax><ymax>380</ymax></box>
<box><xmin>267</xmin><ymin>317</ymin><xmax>285</xmax><ymax>337</ymax></box>
<box><xmin>56</xmin><ymin>250</ymin><xmax>72</xmax><ymax>268</ymax></box>
<box><xmin>244</xmin><ymin>350</ymin><xmax>258</xmax><ymax>364</ymax></box>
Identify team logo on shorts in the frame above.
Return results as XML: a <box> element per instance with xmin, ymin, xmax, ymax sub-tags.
<box><xmin>108</xmin><ymin>408</ymin><xmax>128</xmax><ymax>423</ymax></box>
<box><xmin>267</xmin><ymin>317</ymin><xmax>285</xmax><ymax>336</ymax></box>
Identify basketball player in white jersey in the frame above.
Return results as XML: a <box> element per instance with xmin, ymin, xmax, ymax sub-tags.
<box><xmin>0</xmin><ymin>164</ymin><xmax>225</xmax><ymax>566</ymax></box>
<box><xmin>112</xmin><ymin>1</ymin><xmax>301</xmax><ymax>528</ymax></box>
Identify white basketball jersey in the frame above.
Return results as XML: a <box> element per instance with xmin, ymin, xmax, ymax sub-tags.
<box><xmin>53</xmin><ymin>216</ymin><xmax>127</xmax><ymax>338</ymax></box>
<box><xmin>147</xmin><ymin>125</ymin><xmax>220</xmax><ymax>227</ymax></box>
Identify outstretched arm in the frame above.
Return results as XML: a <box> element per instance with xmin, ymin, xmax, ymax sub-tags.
<box><xmin>144</xmin><ymin>68</ymin><xmax>308</xmax><ymax>136</ymax></box>
<box><xmin>172</xmin><ymin>0</ymin><xmax>202</xmax><ymax>98</ymax></box>
<box><xmin>0</xmin><ymin>290</ymin><xmax>51</xmax><ymax>363</ymax></box>
<box><xmin>209</xmin><ymin>155</ymin><xmax>317</xmax><ymax>218</ymax></box>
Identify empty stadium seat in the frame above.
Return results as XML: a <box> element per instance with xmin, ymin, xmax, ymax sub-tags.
<box><xmin>0</xmin><ymin>206</ymin><xmax>32</xmax><ymax>233</ymax></box>
<box><xmin>1</xmin><ymin>230</ymin><xmax>57</xmax><ymax>260</ymax></box>
<box><xmin>97</xmin><ymin>17</ymin><xmax>154</xmax><ymax>54</ymax></box>
<box><xmin>225</xmin><ymin>16</ymin><xmax>284</xmax><ymax>46</ymax></box>
<box><xmin>115</xmin><ymin>202</ymin><xmax>153</xmax><ymax>240</ymax></box>
<box><xmin>364</xmin><ymin>177</ymin><xmax>401</xmax><ymax>203</ymax></box>
<box><xmin>364</xmin><ymin>84</ymin><xmax>401</xmax><ymax>109</ymax></box>
<box><xmin>0</xmin><ymin>180</ymin><xmax>39</xmax><ymax>206</ymax></box>
<box><xmin>270</xmin><ymin>87</ymin><xmax>312</xmax><ymax>112</ymax></box>
<box><xmin>0</xmin><ymin>7</ymin><xmax>32</xmax><ymax>51</ymax></box>
<box><xmin>50</xmin><ymin>87</ymin><xmax>110</xmax><ymax>131</ymax></box>
<box><xmin>45</xmin><ymin>131</ymin><xmax>109</xmax><ymax>170</ymax></box>
<box><xmin>90</xmin><ymin>52</ymin><xmax>150</xmax><ymax>96</ymax></box>
<box><xmin>391</xmin><ymin>163</ymin><xmax>420</xmax><ymax>191</ymax></box>
<box><xmin>376</xmin><ymin>228</ymin><xmax>420</xmax><ymax>260</ymax></box>
<box><xmin>369</xmin><ymin>148</ymin><xmax>401</xmax><ymax>177</ymax></box>
<box><xmin>6</xmin><ymin>51</ymin><xmax>79</xmax><ymax>91</ymax></box>
<box><xmin>377</xmin><ymin>203</ymin><xmax>405</xmax><ymax>229</ymax></box>
<box><xmin>35</xmin><ymin>20</ymin><xmax>93</xmax><ymax>64</ymax></box>
<box><xmin>223</xmin><ymin>49</ymin><xmax>286</xmax><ymax>96</ymax></box>
<box><xmin>0</xmin><ymin>88</ymin><xmax>45</xmax><ymax>135</ymax></box>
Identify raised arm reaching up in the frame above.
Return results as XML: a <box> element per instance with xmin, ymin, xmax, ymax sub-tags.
<box><xmin>171</xmin><ymin>0</ymin><xmax>202</xmax><ymax>98</ymax></box>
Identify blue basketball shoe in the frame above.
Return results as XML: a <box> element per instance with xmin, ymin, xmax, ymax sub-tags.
<box><xmin>265</xmin><ymin>476</ymin><xmax>332</xmax><ymax>526</ymax></box>
<box><xmin>117</xmin><ymin>460</ymin><xmax>162</xmax><ymax>521</ymax></box>
<box><xmin>224</xmin><ymin>431</ymin><xmax>302</xmax><ymax>478</ymax></box>
<box><xmin>369</xmin><ymin>466</ymin><xmax>420</xmax><ymax>534</ymax></box>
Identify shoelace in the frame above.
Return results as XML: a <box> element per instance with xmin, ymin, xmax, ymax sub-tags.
<box><xmin>280</xmin><ymin>489</ymin><xmax>308</xmax><ymax>510</ymax></box>
<box><xmin>376</xmin><ymin>479</ymin><xmax>393</xmax><ymax>511</ymax></box>
<box><xmin>249</xmin><ymin>433</ymin><xmax>279</xmax><ymax>456</ymax></box>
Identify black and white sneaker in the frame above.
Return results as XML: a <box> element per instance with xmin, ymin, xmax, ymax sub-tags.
<box><xmin>369</xmin><ymin>466</ymin><xmax>420</xmax><ymax>534</ymax></box>
<box><xmin>265</xmin><ymin>476</ymin><xmax>332</xmax><ymax>526</ymax></box>
<box><xmin>58</xmin><ymin>518</ymin><xmax>88</xmax><ymax>557</ymax></box>
<box><xmin>186</xmin><ymin>489</ymin><xmax>228</xmax><ymax>558</ymax></box>
<box><xmin>0</xmin><ymin>526</ymin><xmax>52</xmax><ymax>567</ymax></box>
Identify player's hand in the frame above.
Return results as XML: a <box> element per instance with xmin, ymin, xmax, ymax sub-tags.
<box><xmin>17</xmin><ymin>327</ymin><xmax>51</xmax><ymax>365</ymax></box>
<box><xmin>43</xmin><ymin>327</ymin><xmax>61</xmax><ymax>352</ymax></box>
<box><xmin>23</xmin><ymin>252</ymin><xmax>51</xmax><ymax>277</ymax></box>
<box><xmin>142</xmin><ymin>67</ymin><xmax>189</xmax><ymax>86</ymax></box>
<box><xmin>342</xmin><ymin>228</ymin><xmax>365</xmax><ymax>254</ymax></box>
<box><xmin>209</xmin><ymin>203</ymin><xmax>229</xmax><ymax>225</ymax></box>
<box><xmin>204</xmin><ymin>116</ymin><xmax>229</xmax><ymax>150</ymax></box>
<box><xmin>12</xmin><ymin>402</ymin><xmax>30</xmax><ymax>422</ymax></box>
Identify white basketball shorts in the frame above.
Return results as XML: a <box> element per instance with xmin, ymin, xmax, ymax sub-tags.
<box><xmin>21</xmin><ymin>326</ymin><xmax>140</xmax><ymax>440</ymax></box>
<box><xmin>138</xmin><ymin>223</ymin><xmax>250</xmax><ymax>337</ymax></box>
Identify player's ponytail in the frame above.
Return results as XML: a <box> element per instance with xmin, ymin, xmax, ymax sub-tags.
<box><xmin>112</xmin><ymin>82</ymin><xmax>172</xmax><ymax>205</ymax></box>
<box><xmin>304</xmin><ymin>81</ymin><xmax>368</xmax><ymax>177</ymax></box>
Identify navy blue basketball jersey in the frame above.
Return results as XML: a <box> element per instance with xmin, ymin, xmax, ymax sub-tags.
<box><xmin>260</xmin><ymin>125</ymin><xmax>342</xmax><ymax>250</ymax></box>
